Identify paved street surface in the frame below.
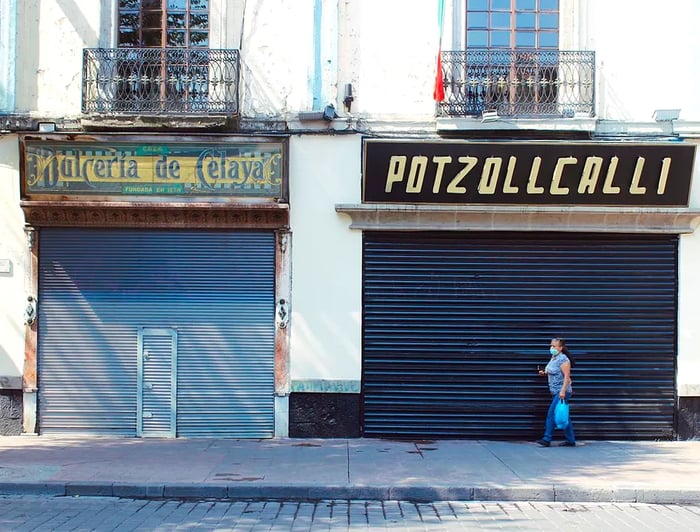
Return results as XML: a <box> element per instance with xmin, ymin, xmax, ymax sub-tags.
<box><xmin>1</xmin><ymin>495</ymin><xmax>699</xmax><ymax>531</ymax></box>
<box><xmin>0</xmin><ymin>437</ymin><xmax>699</xmax><ymax>504</ymax></box>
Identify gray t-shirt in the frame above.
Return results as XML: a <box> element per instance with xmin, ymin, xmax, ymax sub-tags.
<box><xmin>545</xmin><ymin>353</ymin><xmax>573</xmax><ymax>395</ymax></box>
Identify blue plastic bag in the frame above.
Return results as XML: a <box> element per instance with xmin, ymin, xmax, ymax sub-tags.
<box><xmin>554</xmin><ymin>398</ymin><xmax>570</xmax><ymax>429</ymax></box>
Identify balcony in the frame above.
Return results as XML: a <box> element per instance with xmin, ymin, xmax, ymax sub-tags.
<box><xmin>82</xmin><ymin>48</ymin><xmax>240</xmax><ymax>116</ymax></box>
<box><xmin>438</xmin><ymin>49</ymin><xmax>595</xmax><ymax>119</ymax></box>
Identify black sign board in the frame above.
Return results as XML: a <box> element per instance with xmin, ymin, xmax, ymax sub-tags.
<box><xmin>363</xmin><ymin>140</ymin><xmax>695</xmax><ymax>206</ymax></box>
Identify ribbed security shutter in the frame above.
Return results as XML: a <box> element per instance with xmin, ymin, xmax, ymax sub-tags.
<box><xmin>138</xmin><ymin>328</ymin><xmax>177</xmax><ymax>437</ymax></box>
<box><xmin>363</xmin><ymin>232</ymin><xmax>677</xmax><ymax>440</ymax></box>
<box><xmin>38</xmin><ymin>229</ymin><xmax>275</xmax><ymax>438</ymax></box>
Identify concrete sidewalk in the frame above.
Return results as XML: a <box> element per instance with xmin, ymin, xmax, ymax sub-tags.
<box><xmin>0</xmin><ymin>437</ymin><xmax>698</xmax><ymax>504</ymax></box>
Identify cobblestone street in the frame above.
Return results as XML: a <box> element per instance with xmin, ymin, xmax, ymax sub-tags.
<box><xmin>1</xmin><ymin>496</ymin><xmax>699</xmax><ymax>531</ymax></box>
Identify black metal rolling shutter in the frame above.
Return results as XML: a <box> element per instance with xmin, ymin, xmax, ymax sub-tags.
<box><xmin>363</xmin><ymin>232</ymin><xmax>677</xmax><ymax>440</ymax></box>
<box><xmin>38</xmin><ymin>229</ymin><xmax>275</xmax><ymax>437</ymax></box>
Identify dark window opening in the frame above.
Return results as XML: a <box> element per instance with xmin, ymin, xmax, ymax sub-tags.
<box><xmin>116</xmin><ymin>0</ymin><xmax>210</xmax><ymax>111</ymax></box>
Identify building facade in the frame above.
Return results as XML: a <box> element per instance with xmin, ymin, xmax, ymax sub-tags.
<box><xmin>1</xmin><ymin>0</ymin><xmax>700</xmax><ymax>440</ymax></box>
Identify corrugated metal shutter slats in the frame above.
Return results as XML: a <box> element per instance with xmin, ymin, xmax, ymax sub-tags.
<box><xmin>141</xmin><ymin>333</ymin><xmax>175</xmax><ymax>436</ymax></box>
<box><xmin>363</xmin><ymin>232</ymin><xmax>677</xmax><ymax>440</ymax></box>
<box><xmin>39</xmin><ymin>229</ymin><xmax>275</xmax><ymax>438</ymax></box>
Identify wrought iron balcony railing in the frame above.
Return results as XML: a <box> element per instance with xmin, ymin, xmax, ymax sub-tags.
<box><xmin>82</xmin><ymin>48</ymin><xmax>240</xmax><ymax>116</ymax></box>
<box><xmin>438</xmin><ymin>49</ymin><xmax>595</xmax><ymax>118</ymax></box>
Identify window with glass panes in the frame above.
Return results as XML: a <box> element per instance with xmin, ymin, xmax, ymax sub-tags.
<box><xmin>114</xmin><ymin>0</ymin><xmax>211</xmax><ymax>112</ymax></box>
<box><xmin>118</xmin><ymin>0</ymin><xmax>209</xmax><ymax>48</ymax></box>
<box><xmin>466</xmin><ymin>0</ymin><xmax>558</xmax><ymax>49</ymax></box>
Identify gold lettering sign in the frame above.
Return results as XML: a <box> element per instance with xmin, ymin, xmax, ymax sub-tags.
<box><xmin>364</xmin><ymin>140</ymin><xmax>696</xmax><ymax>206</ymax></box>
<box><xmin>23</xmin><ymin>140</ymin><xmax>285</xmax><ymax>198</ymax></box>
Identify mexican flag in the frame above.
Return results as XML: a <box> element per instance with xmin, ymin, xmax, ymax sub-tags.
<box><xmin>433</xmin><ymin>0</ymin><xmax>445</xmax><ymax>102</ymax></box>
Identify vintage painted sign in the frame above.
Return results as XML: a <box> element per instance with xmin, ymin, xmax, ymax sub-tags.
<box><xmin>23</xmin><ymin>139</ymin><xmax>285</xmax><ymax>198</ymax></box>
<box><xmin>363</xmin><ymin>140</ymin><xmax>695</xmax><ymax>206</ymax></box>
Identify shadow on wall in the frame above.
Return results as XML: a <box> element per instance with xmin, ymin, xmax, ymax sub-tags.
<box><xmin>0</xmin><ymin>342</ymin><xmax>22</xmax><ymax>381</ymax></box>
<box><xmin>17</xmin><ymin>0</ymin><xmax>100</xmax><ymax>114</ymax></box>
<box><xmin>55</xmin><ymin>0</ymin><xmax>98</xmax><ymax>46</ymax></box>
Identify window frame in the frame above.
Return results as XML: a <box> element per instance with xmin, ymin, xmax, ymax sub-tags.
<box><xmin>462</xmin><ymin>0</ymin><xmax>561</xmax><ymax>116</ymax></box>
<box><xmin>113</xmin><ymin>0</ymin><xmax>212</xmax><ymax>112</ymax></box>
<box><xmin>465</xmin><ymin>0</ymin><xmax>559</xmax><ymax>50</ymax></box>
<box><xmin>117</xmin><ymin>0</ymin><xmax>209</xmax><ymax>49</ymax></box>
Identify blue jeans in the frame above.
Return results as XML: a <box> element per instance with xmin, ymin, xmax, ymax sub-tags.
<box><xmin>542</xmin><ymin>392</ymin><xmax>575</xmax><ymax>443</ymax></box>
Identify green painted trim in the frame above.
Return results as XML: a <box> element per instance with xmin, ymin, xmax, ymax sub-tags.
<box><xmin>291</xmin><ymin>379</ymin><xmax>360</xmax><ymax>393</ymax></box>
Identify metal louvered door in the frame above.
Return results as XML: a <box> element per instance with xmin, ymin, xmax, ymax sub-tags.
<box><xmin>138</xmin><ymin>328</ymin><xmax>177</xmax><ymax>437</ymax></box>
<box><xmin>38</xmin><ymin>229</ymin><xmax>275</xmax><ymax>438</ymax></box>
<box><xmin>363</xmin><ymin>232</ymin><xmax>678</xmax><ymax>441</ymax></box>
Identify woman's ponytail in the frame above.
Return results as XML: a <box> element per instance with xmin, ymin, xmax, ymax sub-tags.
<box><xmin>555</xmin><ymin>337</ymin><xmax>575</xmax><ymax>367</ymax></box>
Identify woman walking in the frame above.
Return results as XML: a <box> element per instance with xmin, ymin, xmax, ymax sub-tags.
<box><xmin>536</xmin><ymin>337</ymin><xmax>576</xmax><ymax>447</ymax></box>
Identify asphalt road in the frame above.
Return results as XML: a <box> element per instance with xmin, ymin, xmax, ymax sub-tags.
<box><xmin>1</xmin><ymin>495</ymin><xmax>699</xmax><ymax>531</ymax></box>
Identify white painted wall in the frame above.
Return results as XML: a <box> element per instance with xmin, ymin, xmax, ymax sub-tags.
<box><xmin>0</xmin><ymin>135</ymin><xmax>25</xmax><ymax>379</ymax></box>
<box><xmin>678</xmin><ymin>138</ymin><xmax>700</xmax><ymax>395</ymax></box>
<box><xmin>678</xmin><ymin>231</ymin><xmax>700</xmax><ymax>396</ymax></box>
<box><xmin>11</xmin><ymin>0</ymin><xmax>700</xmax><ymax>123</ymax></box>
<box><xmin>289</xmin><ymin>134</ymin><xmax>362</xmax><ymax>382</ymax></box>
<box><xmin>15</xmin><ymin>0</ymin><xmax>101</xmax><ymax>116</ymax></box>
<box><xmin>337</xmin><ymin>0</ymin><xmax>437</xmax><ymax>120</ymax></box>
<box><xmin>582</xmin><ymin>0</ymin><xmax>700</xmax><ymax>122</ymax></box>
<box><xmin>239</xmin><ymin>0</ymin><xmax>315</xmax><ymax>117</ymax></box>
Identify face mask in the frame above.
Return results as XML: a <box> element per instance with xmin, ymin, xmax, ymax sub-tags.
<box><xmin>549</xmin><ymin>347</ymin><xmax>559</xmax><ymax>356</ymax></box>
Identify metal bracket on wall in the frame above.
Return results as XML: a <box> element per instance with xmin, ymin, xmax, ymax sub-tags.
<box><xmin>277</xmin><ymin>298</ymin><xmax>289</xmax><ymax>329</ymax></box>
<box><xmin>24</xmin><ymin>227</ymin><xmax>35</xmax><ymax>251</ymax></box>
<box><xmin>277</xmin><ymin>230</ymin><xmax>289</xmax><ymax>254</ymax></box>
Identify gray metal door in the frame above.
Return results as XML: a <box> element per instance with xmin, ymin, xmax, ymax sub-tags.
<box><xmin>363</xmin><ymin>231</ymin><xmax>678</xmax><ymax>440</ymax></box>
<box><xmin>138</xmin><ymin>328</ymin><xmax>177</xmax><ymax>437</ymax></box>
<box><xmin>38</xmin><ymin>229</ymin><xmax>275</xmax><ymax>437</ymax></box>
